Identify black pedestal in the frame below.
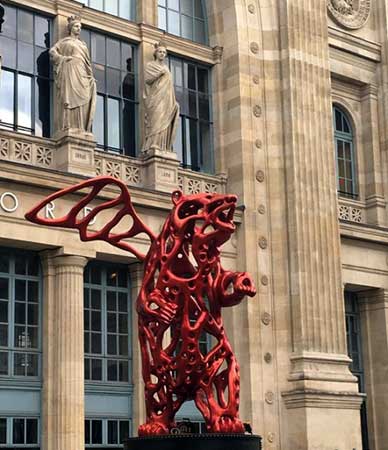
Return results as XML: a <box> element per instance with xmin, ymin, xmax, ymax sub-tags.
<box><xmin>124</xmin><ymin>434</ymin><xmax>261</xmax><ymax>450</ymax></box>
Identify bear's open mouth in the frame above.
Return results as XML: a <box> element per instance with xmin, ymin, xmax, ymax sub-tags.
<box><xmin>219</xmin><ymin>205</ymin><xmax>235</xmax><ymax>223</ymax></box>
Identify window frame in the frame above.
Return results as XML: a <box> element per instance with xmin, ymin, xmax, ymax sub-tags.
<box><xmin>84</xmin><ymin>262</ymin><xmax>132</xmax><ymax>385</ymax></box>
<box><xmin>168</xmin><ymin>54</ymin><xmax>214</xmax><ymax>173</ymax></box>
<box><xmin>0</xmin><ymin>4</ymin><xmax>53</xmax><ymax>137</ymax></box>
<box><xmin>84</xmin><ymin>417</ymin><xmax>131</xmax><ymax>448</ymax></box>
<box><xmin>333</xmin><ymin>105</ymin><xmax>358</xmax><ymax>199</ymax></box>
<box><xmin>80</xmin><ymin>28</ymin><xmax>139</xmax><ymax>157</ymax></box>
<box><xmin>0</xmin><ymin>249</ymin><xmax>42</xmax><ymax>381</ymax></box>
<box><xmin>158</xmin><ymin>0</ymin><xmax>209</xmax><ymax>45</ymax></box>
<box><xmin>0</xmin><ymin>416</ymin><xmax>40</xmax><ymax>448</ymax></box>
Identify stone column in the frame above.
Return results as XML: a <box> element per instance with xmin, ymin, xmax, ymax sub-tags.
<box><xmin>41</xmin><ymin>251</ymin><xmax>88</xmax><ymax>450</ymax></box>
<box><xmin>129</xmin><ymin>262</ymin><xmax>145</xmax><ymax>434</ymax></box>
<box><xmin>359</xmin><ymin>289</ymin><xmax>388</xmax><ymax>450</ymax></box>
<box><xmin>279</xmin><ymin>2</ymin><xmax>363</xmax><ymax>448</ymax></box>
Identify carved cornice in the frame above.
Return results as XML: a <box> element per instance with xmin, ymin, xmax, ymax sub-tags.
<box><xmin>328</xmin><ymin>26</ymin><xmax>381</xmax><ymax>63</ymax></box>
<box><xmin>340</xmin><ymin>221</ymin><xmax>388</xmax><ymax>245</ymax></box>
<box><xmin>282</xmin><ymin>389</ymin><xmax>364</xmax><ymax>410</ymax></box>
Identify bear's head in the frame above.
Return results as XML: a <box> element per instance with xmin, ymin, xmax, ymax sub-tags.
<box><xmin>170</xmin><ymin>190</ymin><xmax>237</xmax><ymax>250</ymax></box>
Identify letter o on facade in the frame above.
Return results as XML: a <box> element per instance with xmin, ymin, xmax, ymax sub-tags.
<box><xmin>0</xmin><ymin>192</ymin><xmax>19</xmax><ymax>212</ymax></box>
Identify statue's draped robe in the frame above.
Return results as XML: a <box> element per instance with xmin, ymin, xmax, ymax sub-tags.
<box><xmin>143</xmin><ymin>61</ymin><xmax>179</xmax><ymax>152</ymax></box>
<box><xmin>50</xmin><ymin>37</ymin><xmax>96</xmax><ymax>132</ymax></box>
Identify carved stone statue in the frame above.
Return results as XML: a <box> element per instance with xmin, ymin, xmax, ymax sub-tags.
<box><xmin>50</xmin><ymin>15</ymin><xmax>96</xmax><ymax>133</ymax></box>
<box><xmin>143</xmin><ymin>41</ymin><xmax>179</xmax><ymax>153</ymax></box>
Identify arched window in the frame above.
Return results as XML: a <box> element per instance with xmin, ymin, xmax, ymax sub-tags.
<box><xmin>333</xmin><ymin>105</ymin><xmax>357</xmax><ymax>198</ymax></box>
<box><xmin>158</xmin><ymin>0</ymin><xmax>208</xmax><ymax>45</ymax></box>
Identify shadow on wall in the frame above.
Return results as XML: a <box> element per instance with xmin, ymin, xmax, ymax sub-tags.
<box><xmin>0</xmin><ymin>3</ymin><xmax>4</xmax><ymax>33</ymax></box>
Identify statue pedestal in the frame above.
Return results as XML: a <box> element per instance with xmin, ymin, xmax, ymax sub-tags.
<box><xmin>55</xmin><ymin>129</ymin><xmax>96</xmax><ymax>177</ymax></box>
<box><xmin>142</xmin><ymin>148</ymin><xmax>180</xmax><ymax>193</ymax></box>
<box><xmin>124</xmin><ymin>434</ymin><xmax>262</xmax><ymax>450</ymax></box>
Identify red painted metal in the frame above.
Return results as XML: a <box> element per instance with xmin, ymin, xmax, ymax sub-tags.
<box><xmin>25</xmin><ymin>176</ymin><xmax>256</xmax><ymax>435</ymax></box>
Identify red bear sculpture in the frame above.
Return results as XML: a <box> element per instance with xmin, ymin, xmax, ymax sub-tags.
<box><xmin>25</xmin><ymin>176</ymin><xmax>256</xmax><ymax>435</ymax></box>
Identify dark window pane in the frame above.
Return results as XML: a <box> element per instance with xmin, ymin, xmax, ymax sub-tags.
<box><xmin>91</xmin><ymin>420</ymin><xmax>103</xmax><ymax>444</ymax></box>
<box><xmin>195</xmin><ymin>0</ymin><xmax>205</xmax><ymax>18</ymax></box>
<box><xmin>107</xmin><ymin>359</ymin><xmax>117</xmax><ymax>380</ymax></box>
<box><xmin>107</xmin><ymin>98</ymin><xmax>120</xmax><ymax>148</ymax></box>
<box><xmin>28</xmin><ymin>281</ymin><xmax>39</xmax><ymax>303</ymax></box>
<box><xmin>15</xmin><ymin>302</ymin><xmax>26</xmax><ymax>324</ymax></box>
<box><xmin>26</xmin><ymin>419</ymin><xmax>38</xmax><ymax>444</ymax></box>
<box><xmin>84</xmin><ymin>332</ymin><xmax>90</xmax><ymax>353</ymax></box>
<box><xmin>108</xmin><ymin>420</ymin><xmax>118</xmax><ymax>444</ymax></box>
<box><xmin>91</xmin><ymin>289</ymin><xmax>101</xmax><ymax>310</ymax></box>
<box><xmin>107</xmin><ymin>334</ymin><xmax>117</xmax><ymax>354</ymax></box>
<box><xmin>91</xmin><ymin>358</ymin><xmax>102</xmax><ymax>380</ymax></box>
<box><xmin>120</xmin><ymin>421</ymin><xmax>130</xmax><ymax>443</ymax></box>
<box><xmin>344</xmin><ymin>141</ymin><xmax>351</xmax><ymax>160</ymax></box>
<box><xmin>200</xmin><ymin>121</ymin><xmax>212</xmax><ymax>172</ymax></box>
<box><xmin>118</xmin><ymin>293</ymin><xmax>128</xmax><ymax>312</ymax></box>
<box><xmin>118</xmin><ymin>360</ymin><xmax>128</xmax><ymax>381</ymax></box>
<box><xmin>15</xmin><ymin>255</ymin><xmax>26</xmax><ymax>275</ymax></box>
<box><xmin>15</xmin><ymin>280</ymin><xmax>26</xmax><ymax>301</ymax></box>
<box><xmin>28</xmin><ymin>304</ymin><xmax>39</xmax><ymax>325</ymax></box>
<box><xmin>27</xmin><ymin>354</ymin><xmax>39</xmax><ymax>377</ymax></box>
<box><xmin>119</xmin><ymin>335</ymin><xmax>128</xmax><ymax>356</ymax></box>
<box><xmin>198</xmin><ymin>93</ymin><xmax>210</xmax><ymax>121</ymax></box>
<box><xmin>18</xmin><ymin>11</ymin><xmax>33</xmax><ymax>43</ymax></box>
<box><xmin>2</xmin><ymin>6</ymin><xmax>16</xmax><ymax>39</ymax></box>
<box><xmin>0</xmin><ymin>279</ymin><xmax>8</xmax><ymax>300</ymax></box>
<box><xmin>84</xmin><ymin>312</ymin><xmax>90</xmax><ymax>331</ymax></box>
<box><xmin>0</xmin><ymin>36</ymin><xmax>17</xmax><ymax>69</ymax></box>
<box><xmin>186</xmin><ymin>64</ymin><xmax>196</xmax><ymax>90</ymax></box>
<box><xmin>35</xmin><ymin>16</ymin><xmax>50</xmax><ymax>47</ymax></box>
<box><xmin>107</xmin><ymin>314</ymin><xmax>117</xmax><ymax>333</ymax></box>
<box><xmin>119</xmin><ymin>314</ymin><xmax>128</xmax><ymax>334</ymax></box>
<box><xmin>91</xmin><ymin>266</ymin><xmax>102</xmax><ymax>285</ymax></box>
<box><xmin>337</xmin><ymin>140</ymin><xmax>344</xmax><ymax>159</ymax></box>
<box><xmin>107</xmin><ymin>292</ymin><xmax>116</xmax><ymax>311</ymax></box>
<box><xmin>13</xmin><ymin>418</ymin><xmax>24</xmax><ymax>444</ymax></box>
<box><xmin>0</xmin><ymin>418</ymin><xmax>6</xmax><ymax>444</ymax></box>
<box><xmin>0</xmin><ymin>325</ymin><xmax>8</xmax><ymax>346</ymax></box>
<box><xmin>173</xmin><ymin>115</ymin><xmax>183</xmax><ymax>161</ymax></box>
<box><xmin>85</xmin><ymin>420</ymin><xmax>91</xmax><ymax>444</ymax></box>
<box><xmin>18</xmin><ymin>42</ymin><xmax>34</xmax><ymax>73</ymax></box>
<box><xmin>28</xmin><ymin>326</ymin><xmax>38</xmax><ymax>348</ymax></box>
<box><xmin>107</xmin><ymin>38</ymin><xmax>120</xmax><ymax>68</ymax></box>
<box><xmin>36</xmin><ymin>76</ymin><xmax>51</xmax><ymax>137</ymax></box>
<box><xmin>335</xmin><ymin>109</ymin><xmax>342</xmax><ymax>132</ymax></box>
<box><xmin>197</xmin><ymin>68</ymin><xmax>208</xmax><ymax>93</ymax></box>
<box><xmin>84</xmin><ymin>289</ymin><xmax>90</xmax><ymax>308</ymax></box>
<box><xmin>122</xmin><ymin>72</ymin><xmax>135</xmax><ymax>100</ymax></box>
<box><xmin>91</xmin><ymin>333</ymin><xmax>102</xmax><ymax>354</ymax></box>
<box><xmin>17</xmin><ymin>74</ymin><xmax>32</xmax><ymax>129</ymax></box>
<box><xmin>36</xmin><ymin>46</ymin><xmax>50</xmax><ymax>77</ymax></box>
<box><xmin>91</xmin><ymin>311</ymin><xmax>101</xmax><ymax>331</ymax></box>
<box><xmin>0</xmin><ymin>253</ymin><xmax>9</xmax><ymax>273</ymax></box>
<box><xmin>344</xmin><ymin>117</ymin><xmax>350</xmax><ymax>134</ymax></box>
<box><xmin>0</xmin><ymin>352</ymin><xmax>8</xmax><ymax>375</ymax></box>
<box><xmin>107</xmin><ymin>68</ymin><xmax>121</xmax><ymax>96</ymax></box>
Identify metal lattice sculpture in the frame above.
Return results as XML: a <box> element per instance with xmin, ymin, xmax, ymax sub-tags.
<box><xmin>25</xmin><ymin>176</ymin><xmax>256</xmax><ymax>435</ymax></box>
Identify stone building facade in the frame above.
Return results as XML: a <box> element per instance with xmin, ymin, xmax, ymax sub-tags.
<box><xmin>0</xmin><ymin>1</ymin><xmax>387</xmax><ymax>449</ymax></box>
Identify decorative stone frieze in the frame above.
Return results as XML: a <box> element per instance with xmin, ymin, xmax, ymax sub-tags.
<box><xmin>338</xmin><ymin>203</ymin><xmax>364</xmax><ymax>223</ymax></box>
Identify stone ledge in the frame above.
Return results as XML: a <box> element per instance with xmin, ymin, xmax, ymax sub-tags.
<box><xmin>282</xmin><ymin>389</ymin><xmax>365</xmax><ymax>410</ymax></box>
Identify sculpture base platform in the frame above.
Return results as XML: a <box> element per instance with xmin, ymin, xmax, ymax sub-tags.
<box><xmin>124</xmin><ymin>434</ymin><xmax>261</xmax><ymax>450</ymax></box>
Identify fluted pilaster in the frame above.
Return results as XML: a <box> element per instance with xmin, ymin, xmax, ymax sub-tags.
<box><xmin>281</xmin><ymin>0</ymin><xmax>347</xmax><ymax>361</ymax></box>
<box><xmin>41</xmin><ymin>253</ymin><xmax>88</xmax><ymax>450</ymax></box>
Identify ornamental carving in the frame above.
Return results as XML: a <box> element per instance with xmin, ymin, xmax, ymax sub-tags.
<box><xmin>328</xmin><ymin>0</ymin><xmax>371</xmax><ymax>30</ymax></box>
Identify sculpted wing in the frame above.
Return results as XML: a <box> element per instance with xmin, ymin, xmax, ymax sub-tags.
<box><xmin>25</xmin><ymin>176</ymin><xmax>156</xmax><ymax>261</ymax></box>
